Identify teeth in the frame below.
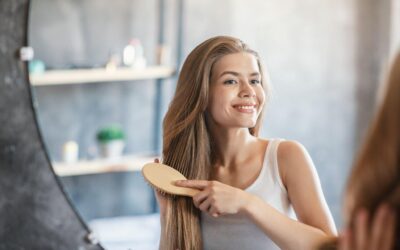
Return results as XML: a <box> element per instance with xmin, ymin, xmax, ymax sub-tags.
<box><xmin>237</xmin><ymin>106</ymin><xmax>254</xmax><ymax>109</ymax></box>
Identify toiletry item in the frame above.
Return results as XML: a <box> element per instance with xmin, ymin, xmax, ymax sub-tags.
<box><xmin>132</xmin><ymin>39</ymin><xmax>146</xmax><ymax>68</ymax></box>
<box><xmin>123</xmin><ymin>39</ymin><xmax>147</xmax><ymax>68</ymax></box>
<box><xmin>62</xmin><ymin>141</ymin><xmax>79</xmax><ymax>163</ymax></box>
<box><xmin>123</xmin><ymin>40</ymin><xmax>136</xmax><ymax>67</ymax></box>
<box><xmin>19</xmin><ymin>46</ymin><xmax>34</xmax><ymax>61</ymax></box>
<box><xmin>29</xmin><ymin>59</ymin><xmax>46</xmax><ymax>74</ymax></box>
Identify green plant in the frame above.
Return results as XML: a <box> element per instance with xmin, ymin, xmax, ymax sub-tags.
<box><xmin>96</xmin><ymin>125</ymin><xmax>125</xmax><ymax>143</ymax></box>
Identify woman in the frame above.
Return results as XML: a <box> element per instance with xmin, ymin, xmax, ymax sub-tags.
<box><xmin>157</xmin><ymin>36</ymin><xmax>336</xmax><ymax>250</ymax></box>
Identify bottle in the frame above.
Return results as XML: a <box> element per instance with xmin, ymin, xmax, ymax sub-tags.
<box><xmin>131</xmin><ymin>39</ymin><xmax>147</xmax><ymax>69</ymax></box>
<box><xmin>123</xmin><ymin>40</ymin><xmax>136</xmax><ymax>67</ymax></box>
<box><xmin>62</xmin><ymin>141</ymin><xmax>79</xmax><ymax>163</ymax></box>
<box><xmin>123</xmin><ymin>38</ymin><xmax>147</xmax><ymax>68</ymax></box>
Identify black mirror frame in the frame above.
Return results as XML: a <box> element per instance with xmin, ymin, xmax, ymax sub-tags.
<box><xmin>0</xmin><ymin>1</ymin><xmax>103</xmax><ymax>248</ymax></box>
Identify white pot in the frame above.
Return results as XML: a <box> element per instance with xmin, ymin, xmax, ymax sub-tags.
<box><xmin>99</xmin><ymin>140</ymin><xmax>125</xmax><ymax>159</ymax></box>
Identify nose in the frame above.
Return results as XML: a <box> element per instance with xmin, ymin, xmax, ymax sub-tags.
<box><xmin>239</xmin><ymin>82</ymin><xmax>256</xmax><ymax>98</ymax></box>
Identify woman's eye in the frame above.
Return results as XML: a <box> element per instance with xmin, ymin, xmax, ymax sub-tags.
<box><xmin>224</xmin><ymin>79</ymin><xmax>237</xmax><ymax>85</ymax></box>
<box><xmin>250</xmin><ymin>79</ymin><xmax>261</xmax><ymax>84</ymax></box>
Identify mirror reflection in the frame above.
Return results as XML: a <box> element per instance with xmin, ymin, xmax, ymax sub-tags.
<box><xmin>28</xmin><ymin>0</ymin><xmax>397</xmax><ymax>249</ymax></box>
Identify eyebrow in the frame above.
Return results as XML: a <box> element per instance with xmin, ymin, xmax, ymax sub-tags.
<box><xmin>219</xmin><ymin>71</ymin><xmax>260</xmax><ymax>78</ymax></box>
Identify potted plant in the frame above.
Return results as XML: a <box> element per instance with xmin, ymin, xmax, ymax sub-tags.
<box><xmin>96</xmin><ymin>125</ymin><xmax>125</xmax><ymax>159</ymax></box>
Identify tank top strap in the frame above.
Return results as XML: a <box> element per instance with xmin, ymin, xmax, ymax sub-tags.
<box><xmin>265</xmin><ymin>138</ymin><xmax>288</xmax><ymax>195</ymax></box>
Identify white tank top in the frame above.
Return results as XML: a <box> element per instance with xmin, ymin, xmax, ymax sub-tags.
<box><xmin>201</xmin><ymin>139</ymin><xmax>295</xmax><ymax>250</ymax></box>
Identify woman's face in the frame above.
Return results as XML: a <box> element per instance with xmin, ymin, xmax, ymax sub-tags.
<box><xmin>208</xmin><ymin>52</ymin><xmax>265</xmax><ymax>129</ymax></box>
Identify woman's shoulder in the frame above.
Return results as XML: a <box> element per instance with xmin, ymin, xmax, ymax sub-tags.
<box><xmin>277</xmin><ymin>140</ymin><xmax>307</xmax><ymax>159</ymax></box>
<box><xmin>257</xmin><ymin>138</ymin><xmax>305</xmax><ymax>151</ymax></box>
<box><xmin>256</xmin><ymin>138</ymin><xmax>309</xmax><ymax>158</ymax></box>
<box><xmin>275</xmin><ymin>140</ymin><xmax>312</xmax><ymax>184</ymax></box>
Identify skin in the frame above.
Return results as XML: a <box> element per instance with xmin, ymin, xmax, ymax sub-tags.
<box><xmin>337</xmin><ymin>194</ymin><xmax>397</xmax><ymax>250</ymax></box>
<box><xmin>157</xmin><ymin>52</ymin><xmax>337</xmax><ymax>250</ymax></box>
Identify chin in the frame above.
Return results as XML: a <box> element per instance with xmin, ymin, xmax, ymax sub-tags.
<box><xmin>240</xmin><ymin>121</ymin><xmax>257</xmax><ymax>128</ymax></box>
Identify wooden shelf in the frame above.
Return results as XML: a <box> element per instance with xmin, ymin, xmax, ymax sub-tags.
<box><xmin>30</xmin><ymin>66</ymin><xmax>175</xmax><ymax>86</ymax></box>
<box><xmin>52</xmin><ymin>154</ymin><xmax>158</xmax><ymax>177</ymax></box>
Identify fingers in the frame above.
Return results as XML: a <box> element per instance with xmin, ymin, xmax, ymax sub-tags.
<box><xmin>370</xmin><ymin>205</ymin><xmax>388</xmax><ymax>250</ymax></box>
<box><xmin>372</xmin><ymin>205</ymin><xmax>396</xmax><ymax>250</ymax></box>
<box><xmin>338</xmin><ymin>229</ymin><xmax>351</xmax><ymax>250</ymax></box>
<box><xmin>343</xmin><ymin>204</ymin><xmax>397</xmax><ymax>250</ymax></box>
<box><xmin>198</xmin><ymin>197</ymin><xmax>212</xmax><ymax>212</ymax></box>
<box><xmin>197</xmin><ymin>195</ymin><xmax>220</xmax><ymax>218</ymax></box>
<box><xmin>382</xmin><ymin>208</ymin><xmax>396</xmax><ymax>250</ymax></box>
<box><xmin>208</xmin><ymin>206</ymin><xmax>221</xmax><ymax>218</ymax></box>
<box><xmin>354</xmin><ymin>209</ymin><xmax>368</xmax><ymax>250</ymax></box>
<box><xmin>193</xmin><ymin>189</ymin><xmax>220</xmax><ymax>217</ymax></box>
<box><xmin>193</xmin><ymin>189</ymin><xmax>209</xmax><ymax>205</ymax></box>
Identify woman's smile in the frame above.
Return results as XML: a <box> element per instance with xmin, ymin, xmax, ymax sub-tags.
<box><xmin>232</xmin><ymin>103</ymin><xmax>257</xmax><ymax>113</ymax></box>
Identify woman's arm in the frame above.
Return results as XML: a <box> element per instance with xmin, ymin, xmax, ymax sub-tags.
<box><xmin>176</xmin><ymin>140</ymin><xmax>337</xmax><ymax>250</ymax></box>
<box><xmin>280</xmin><ymin>141</ymin><xmax>337</xmax><ymax>233</ymax></box>
<box><xmin>231</xmin><ymin>140</ymin><xmax>336</xmax><ymax>249</ymax></box>
<box><xmin>244</xmin><ymin>140</ymin><xmax>336</xmax><ymax>249</ymax></box>
<box><xmin>243</xmin><ymin>192</ymin><xmax>333</xmax><ymax>250</ymax></box>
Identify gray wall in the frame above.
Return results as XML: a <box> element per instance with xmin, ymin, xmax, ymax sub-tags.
<box><xmin>183</xmin><ymin>0</ymin><xmax>389</xmax><ymax>225</ymax></box>
<box><xmin>29</xmin><ymin>0</ymin><xmax>160</xmax><ymax>160</ymax></box>
<box><xmin>29</xmin><ymin>0</ymin><xmax>390</xmax><ymax>226</ymax></box>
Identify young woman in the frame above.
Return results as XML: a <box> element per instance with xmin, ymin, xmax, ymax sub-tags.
<box><xmin>157</xmin><ymin>36</ymin><xmax>337</xmax><ymax>250</ymax></box>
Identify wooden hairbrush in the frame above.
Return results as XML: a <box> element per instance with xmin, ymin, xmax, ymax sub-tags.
<box><xmin>141</xmin><ymin>162</ymin><xmax>200</xmax><ymax>197</ymax></box>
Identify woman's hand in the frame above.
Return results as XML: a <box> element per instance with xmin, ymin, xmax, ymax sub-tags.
<box><xmin>338</xmin><ymin>204</ymin><xmax>397</xmax><ymax>250</ymax></box>
<box><xmin>175</xmin><ymin>180</ymin><xmax>252</xmax><ymax>218</ymax></box>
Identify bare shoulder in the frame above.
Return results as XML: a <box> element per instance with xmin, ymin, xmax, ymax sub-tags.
<box><xmin>277</xmin><ymin>140</ymin><xmax>312</xmax><ymax>184</ymax></box>
<box><xmin>278</xmin><ymin>140</ymin><xmax>308</xmax><ymax>162</ymax></box>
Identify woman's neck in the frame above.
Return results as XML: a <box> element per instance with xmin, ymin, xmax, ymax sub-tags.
<box><xmin>210</xmin><ymin>126</ymin><xmax>258</xmax><ymax>169</ymax></box>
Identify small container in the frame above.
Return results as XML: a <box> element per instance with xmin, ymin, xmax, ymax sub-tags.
<box><xmin>123</xmin><ymin>38</ymin><xmax>147</xmax><ymax>68</ymax></box>
<box><xmin>62</xmin><ymin>141</ymin><xmax>79</xmax><ymax>163</ymax></box>
<box><xmin>123</xmin><ymin>41</ymin><xmax>136</xmax><ymax>67</ymax></box>
<box><xmin>29</xmin><ymin>59</ymin><xmax>46</xmax><ymax>74</ymax></box>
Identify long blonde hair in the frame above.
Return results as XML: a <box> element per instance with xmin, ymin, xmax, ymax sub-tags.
<box><xmin>162</xmin><ymin>36</ymin><xmax>270</xmax><ymax>250</ymax></box>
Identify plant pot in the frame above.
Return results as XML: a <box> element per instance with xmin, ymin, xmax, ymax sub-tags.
<box><xmin>98</xmin><ymin>140</ymin><xmax>125</xmax><ymax>159</ymax></box>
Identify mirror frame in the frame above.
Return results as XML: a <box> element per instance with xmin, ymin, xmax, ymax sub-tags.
<box><xmin>0</xmin><ymin>0</ymin><xmax>103</xmax><ymax>248</ymax></box>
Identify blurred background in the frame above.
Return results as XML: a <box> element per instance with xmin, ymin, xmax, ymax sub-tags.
<box><xmin>28</xmin><ymin>0</ymin><xmax>400</xmax><ymax>249</ymax></box>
